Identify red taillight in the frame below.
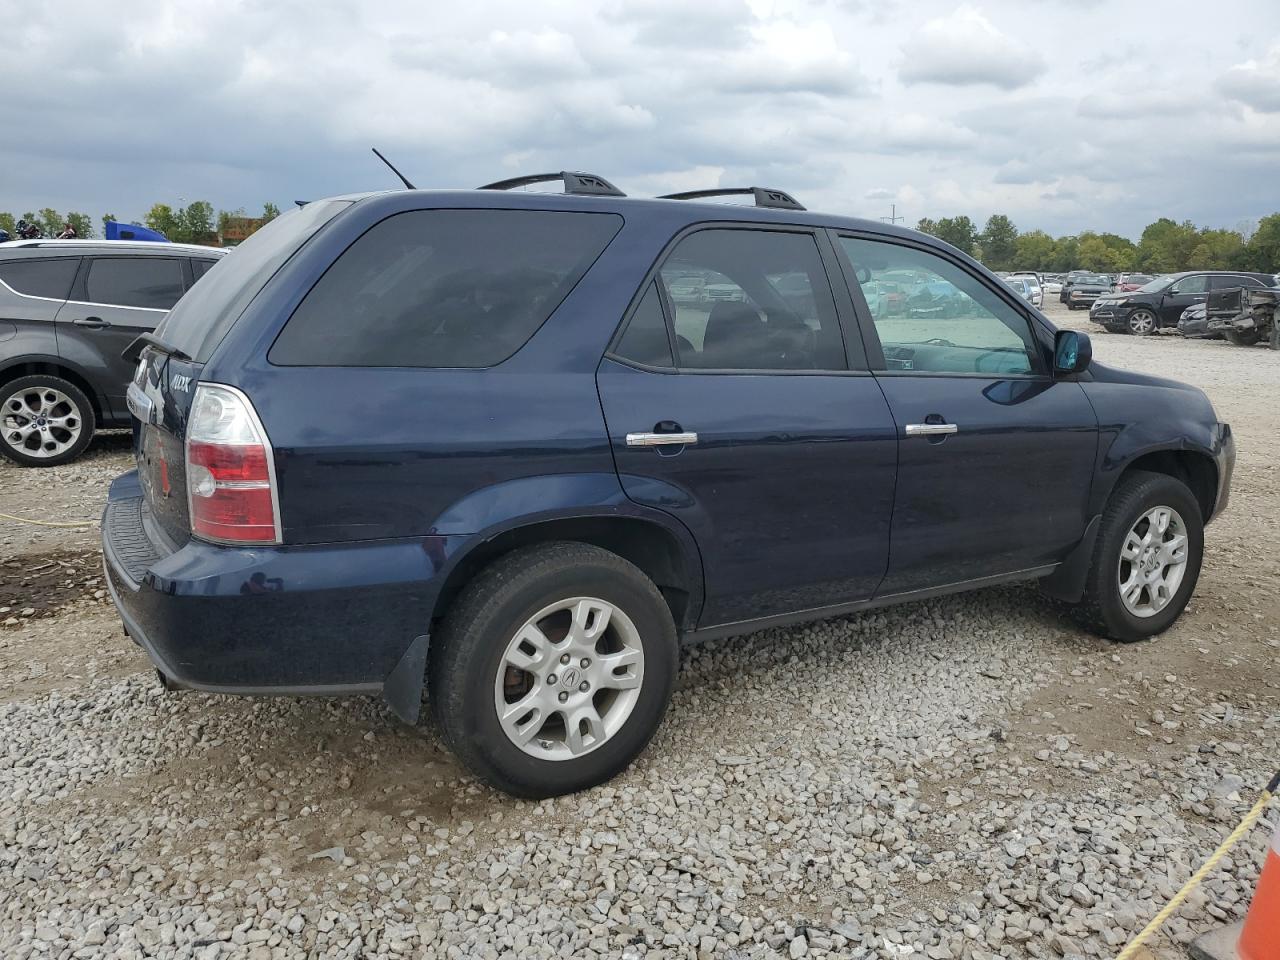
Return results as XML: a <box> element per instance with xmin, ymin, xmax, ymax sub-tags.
<box><xmin>186</xmin><ymin>384</ymin><xmax>280</xmax><ymax>545</ymax></box>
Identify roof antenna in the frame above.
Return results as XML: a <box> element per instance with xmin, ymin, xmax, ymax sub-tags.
<box><xmin>371</xmin><ymin>147</ymin><xmax>416</xmax><ymax>190</ymax></box>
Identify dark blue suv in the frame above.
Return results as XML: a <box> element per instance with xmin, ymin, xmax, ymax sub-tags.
<box><xmin>103</xmin><ymin>174</ymin><xmax>1234</xmax><ymax>797</ymax></box>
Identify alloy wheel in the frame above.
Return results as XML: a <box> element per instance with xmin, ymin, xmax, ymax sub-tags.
<box><xmin>1</xmin><ymin>387</ymin><xmax>84</xmax><ymax>460</ymax></box>
<box><xmin>1128</xmin><ymin>310</ymin><xmax>1156</xmax><ymax>335</ymax></box>
<box><xmin>493</xmin><ymin>596</ymin><xmax>645</xmax><ymax>760</ymax></box>
<box><xmin>1117</xmin><ymin>505</ymin><xmax>1189</xmax><ymax>618</ymax></box>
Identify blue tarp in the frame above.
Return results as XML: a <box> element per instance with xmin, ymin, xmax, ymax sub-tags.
<box><xmin>104</xmin><ymin>221</ymin><xmax>169</xmax><ymax>242</ymax></box>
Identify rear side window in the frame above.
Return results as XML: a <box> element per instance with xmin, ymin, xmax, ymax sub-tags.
<box><xmin>86</xmin><ymin>258</ymin><xmax>184</xmax><ymax>310</ymax></box>
<box><xmin>0</xmin><ymin>258</ymin><xmax>78</xmax><ymax>300</ymax></box>
<box><xmin>270</xmin><ymin>209</ymin><xmax>623</xmax><ymax>368</ymax></box>
<box><xmin>613</xmin><ymin>282</ymin><xmax>674</xmax><ymax>368</ymax></box>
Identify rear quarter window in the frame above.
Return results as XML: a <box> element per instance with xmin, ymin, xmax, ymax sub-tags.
<box><xmin>0</xmin><ymin>257</ymin><xmax>79</xmax><ymax>300</ymax></box>
<box><xmin>269</xmin><ymin>209</ymin><xmax>623</xmax><ymax>368</ymax></box>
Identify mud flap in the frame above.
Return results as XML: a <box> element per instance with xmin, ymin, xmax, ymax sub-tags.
<box><xmin>383</xmin><ymin>633</ymin><xmax>430</xmax><ymax>725</ymax></box>
<box><xmin>1039</xmin><ymin>514</ymin><xmax>1101</xmax><ymax>602</ymax></box>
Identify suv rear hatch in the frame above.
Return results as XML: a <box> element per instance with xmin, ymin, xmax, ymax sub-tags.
<box><xmin>130</xmin><ymin>200</ymin><xmax>351</xmax><ymax>546</ymax></box>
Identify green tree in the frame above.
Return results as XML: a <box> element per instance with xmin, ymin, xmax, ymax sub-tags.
<box><xmin>0</xmin><ymin>213</ymin><xmax>14</xmax><ymax>235</ymax></box>
<box><xmin>179</xmin><ymin>201</ymin><xmax>216</xmax><ymax>243</ymax></box>
<box><xmin>1135</xmin><ymin>218</ymin><xmax>1199</xmax><ymax>273</ymax></box>
<box><xmin>1050</xmin><ymin>236</ymin><xmax>1079</xmax><ymax>272</ymax></box>
<box><xmin>262</xmin><ymin>202</ymin><xmax>281</xmax><ymax>221</ymax></box>
<box><xmin>1187</xmin><ymin>228</ymin><xmax>1245</xmax><ymax>269</ymax></box>
<box><xmin>1076</xmin><ymin>233</ymin><xmax>1126</xmax><ymax>272</ymax></box>
<box><xmin>38</xmin><ymin>208</ymin><xmax>63</xmax><ymax>237</ymax></box>
<box><xmin>978</xmin><ymin>214</ymin><xmax>1018</xmax><ymax>271</ymax></box>
<box><xmin>933</xmin><ymin>215</ymin><xmax>977</xmax><ymax>256</ymax></box>
<box><xmin>1014</xmin><ymin>230</ymin><xmax>1056</xmax><ymax>270</ymax></box>
<box><xmin>1242</xmin><ymin>213</ymin><xmax>1280</xmax><ymax>272</ymax></box>
<box><xmin>66</xmin><ymin>212</ymin><xmax>93</xmax><ymax>239</ymax></box>
<box><xmin>144</xmin><ymin>203</ymin><xmax>181</xmax><ymax>241</ymax></box>
<box><xmin>102</xmin><ymin>213</ymin><xmax>118</xmax><ymax>233</ymax></box>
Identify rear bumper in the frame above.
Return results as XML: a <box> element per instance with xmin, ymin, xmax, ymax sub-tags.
<box><xmin>103</xmin><ymin>471</ymin><xmax>457</xmax><ymax>695</ymax></box>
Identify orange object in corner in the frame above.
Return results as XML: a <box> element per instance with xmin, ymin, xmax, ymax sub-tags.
<box><xmin>1239</xmin><ymin>824</ymin><xmax>1280</xmax><ymax>960</ymax></box>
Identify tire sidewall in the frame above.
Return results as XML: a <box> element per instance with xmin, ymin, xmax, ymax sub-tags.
<box><xmin>438</xmin><ymin>556</ymin><xmax>677</xmax><ymax>797</ymax></box>
<box><xmin>1096</xmin><ymin>476</ymin><xmax>1204</xmax><ymax>640</ymax></box>
<box><xmin>1128</xmin><ymin>310</ymin><xmax>1155</xmax><ymax>336</ymax></box>
<box><xmin>0</xmin><ymin>375</ymin><xmax>96</xmax><ymax>467</ymax></box>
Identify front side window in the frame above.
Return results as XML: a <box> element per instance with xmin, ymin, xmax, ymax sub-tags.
<box><xmin>85</xmin><ymin>257</ymin><xmax>184</xmax><ymax>310</ymax></box>
<box><xmin>654</xmin><ymin>229</ymin><xmax>847</xmax><ymax>371</ymax></box>
<box><xmin>271</xmin><ymin>209</ymin><xmax>622</xmax><ymax>367</ymax></box>
<box><xmin>1170</xmin><ymin>275</ymin><xmax>1208</xmax><ymax>295</ymax></box>
<box><xmin>840</xmin><ymin>236</ymin><xmax>1039</xmax><ymax>376</ymax></box>
<box><xmin>0</xmin><ymin>257</ymin><xmax>79</xmax><ymax>300</ymax></box>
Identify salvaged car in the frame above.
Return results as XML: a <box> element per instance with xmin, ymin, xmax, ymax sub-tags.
<box><xmin>103</xmin><ymin>174</ymin><xmax>1235</xmax><ymax>798</ymax></box>
<box><xmin>1177</xmin><ymin>302</ymin><xmax>1218</xmax><ymax>340</ymax></box>
<box><xmin>1205</xmin><ymin>284</ymin><xmax>1280</xmax><ymax>349</ymax></box>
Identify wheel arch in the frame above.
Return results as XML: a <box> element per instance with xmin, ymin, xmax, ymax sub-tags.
<box><xmin>429</xmin><ymin>511</ymin><xmax>705</xmax><ymax>636</ymax></box>
<box><xmin>1101</xmin><ymin>447</ymin><xmax>1218</xmax><ymax>522</ymax></box>
<box><xmin>0</xmin><ymin>355</ymin><xmax>105</xmax><ymax>425</ymax></box>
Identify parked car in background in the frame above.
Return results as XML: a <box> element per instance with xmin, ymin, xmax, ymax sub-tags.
<box><xmin>101</xmin><ymin>176</ymin><xmax>1233</xmax><ymax>798</ymax></box>
<box><xmin>1176</xmin><ymin>302</ymin><xmax>1217</xmax><ymax>339</ymax></box>
<box><xmin>1089</xmin><ymin>271</ymin><xmax>1276</xmax><ymax>335</ymax></box>
<box><xmin>1064</xmin><ymin>273</ymin><xmax>1112</xmax><ymax>310</ymax></box>
<box><xmin>1002</xmin><ymin>275</ymin><xmax>1043</xmax><ymax>308</ymax></box>
<box><xmin>1059</xmin><ymin>270</ymin><xmax>1092</xmax><ymax>303</ymax></box>
<box><xmin>1117</xmin><ymin>273</ymin><xmax>1155</xmax><ymax>292</ymax></box>
<box><xmin>1206</xmin><ymin>283</ymin><xmax>1280</xmax><ymax>349</ymax></box>
<box><xmin>1042</xmin><ymin>277</ymin><xmax>1063</xmax><ymax>295</ymax></box>
<box><xmin>0</xmin><ymin>239</ymin><xmax>225</xmax><ymax>465</ymax></box>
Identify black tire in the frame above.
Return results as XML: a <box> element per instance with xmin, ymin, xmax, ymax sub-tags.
<box><xmin>429</xmin><ymin>542</ymin><xmax>678</xmax><ymax>798</ymax></box>
<box><xmin>1127</xmin><ymin>309</ymin><xmax>1158</xmax><ymax>336</ymax></box>
<box><xmin>0</xmin><ymin>375</ymin><xmax>96</xmax><ymax>467</ymax></box>
<box><xmin>1224</xmin><ymin>328</ymin><xmax>1261</xmax><ymax>347</ymax></box>
<box><xmin>1270</xmin><ymin>323</ymin><xmax>1280</xmax><ymax>351</ymax></box>
<box><xmin>1073</xmin><ymin>470</ymin><xmax>1203</xmax><ymax>642</ymax></box>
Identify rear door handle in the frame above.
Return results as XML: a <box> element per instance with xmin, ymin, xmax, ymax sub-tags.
<box><xmin>626</xmin><ymin>431</ymin><xmax>698</xmax><ymax>447</ymax></box>
<box><xmin>904</xmin><ymin>423</ymin><xmax>958</xmax><ymax>437</ymax></box>
<box><xmin>73</xmin><ymin>316</ymin><xmax>111</xmax><ymax>329</ymax></box>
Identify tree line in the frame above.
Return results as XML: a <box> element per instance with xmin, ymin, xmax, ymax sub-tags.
<box><xmin>915</xmin><ymin>213</ymin><xmax>1280</xmax><ymax>275</ymax></box>
<box><xmin>0</xmin><ymin>201</ymin><xmax>281</xmax><ymax>244</ymax></box>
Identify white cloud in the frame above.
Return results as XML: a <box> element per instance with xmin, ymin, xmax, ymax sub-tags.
<box><xmin>1217</xmin><ymin>41</ymin><xmax>1280</xmax><ymax>113</ymax></box>
<box><xmin>898</xmin><ymin>6</ymin><xmax>1045</xmax><ymax>90</ymax></box>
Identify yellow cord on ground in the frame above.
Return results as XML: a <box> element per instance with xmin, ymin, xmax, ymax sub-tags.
<box><xmin>0</xmin><ymin>511</ymin><xmax>98</xmax><ymax>528</ymax></box>
<box><xmin>1114</xmin><ymin>785</ymin><xmax>1275</xmax><ymax>960</ymax></box>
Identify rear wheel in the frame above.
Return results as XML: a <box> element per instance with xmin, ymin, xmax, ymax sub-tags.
<box><xmin>1225</xmin><ymin>328</ymin><xmax>1261</xmax><ymax>347</ymax></box>
<box><xmin>1073</xmin><ymin>470</ymin><xmax>1203</xmax><ymax>642</ymax></box>
<box><xmin>0</xmin><ymin>375</ymin><xmax>96</xmax><ymax>467</ymax></box>
<box><xmin>429</xmin><ymin>542</ymin><xmax>678</xmax><ymax>798</ymax></box>
<box><xmin>1127</xmin><ymin>309</ymin><xmax>1157</xmax><ymax>336</ymax></box>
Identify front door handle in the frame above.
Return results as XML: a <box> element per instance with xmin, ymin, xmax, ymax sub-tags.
<box><xmin>904</xmin><ymin>423</ymin><xmax>958</xmax><ymax>437</ymax></box>
<box><xmin>626</xmin><ymin>431</ymin><xmax>698</xmax><ymax>447</ymax></box>
<box><xmin>73</xmin><ymin>316</ymin><xmax>111</xmax><ymax>329</ymax></box>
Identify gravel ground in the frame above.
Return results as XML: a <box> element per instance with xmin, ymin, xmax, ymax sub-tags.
<box><xmin>1</xmin><ymin>302</ymin><xmax>1277</xmax><ymax>960</ymax></box>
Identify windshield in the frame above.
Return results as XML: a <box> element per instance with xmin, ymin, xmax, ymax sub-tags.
<box><xmin>1136</xmin><ymin>277</ymin><xmax>1169</xmax><ymax>293</ymax></box>
<box><xmin>1127</xmin><ymin>274</ymin><xmax>1153</xmax><ymax>284</ymax></box>
<box><xmin>1080</xmin><ymin>274</ymin><xmax>1110</xmax><ymax>285</ymax></box>
<box><xmin>157</xmin><ymin>199</ymin><xmax>352</xmax><ymax>362</ymax></box>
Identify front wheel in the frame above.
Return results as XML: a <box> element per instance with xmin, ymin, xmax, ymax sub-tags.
<box><xmin>1127</xmin><ymin>309</ymin><xmax>1157</xmax><ymax>336</ymax></box>
<box><xmin>1074</xmin><ymin>470</ymin><xmax>1203</xmax><ymax>642</ymax></box>
<box><xmin>429</xmin><ymin>542</ymin><xmax>678</xmax><ymax>798</ymax></box>
<box><xmin>1225</xmin><ymin>328</ymin><xmax>1261</xmax><ymax>347</ymax></box>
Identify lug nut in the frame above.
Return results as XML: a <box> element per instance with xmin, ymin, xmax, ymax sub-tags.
<box><xmin>579</xmin><ymin>681</ymin><xmax>590</xmax><ymax>692</ymax></box>
<box><xmin>560</xmin><ymin>654</ymin><xmax>570</xmax><ymax>665</ymax></box>
<box><xmin>547</xmin><ymin>674</ymin><xmax>557</xmax><ymax>685</ymax></box>
<box><xmin>580</xmin><ymin>658</ymin><xmax>591</xmax><ymax>668</ymax></box>
<box><xmin>558</xmin><ymin>691</ymin><xmax>569</xmax><ymax>703</ymax></box>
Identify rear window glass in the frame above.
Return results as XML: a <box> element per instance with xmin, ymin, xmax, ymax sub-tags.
<box><xmin>156</xmin><ymin>200</ymin><xmax>351</xmax><ymax>362</ymax></box>
<box><xmin>0</xmin><ymin>258</ymin><xmax>78</xmax><ymax>300</ymax></box>
<box><xmin>86</xmin><ymin>257</ymin><xmax>184</xmax><ymax>310</ymax></box>
<box><xmin>269</xmin><ymin>209</ymin><xmax>623</xmax><ymax>368</ymax></box>
<box><xmin>191</xmin><ymin>258</ymin><xmax>217</xmax><ymax>281</ymax></box>
<box><xmin>613</xmin><ymin>282</ymin><xmax>673</xmax><ymax>368</ymax></box>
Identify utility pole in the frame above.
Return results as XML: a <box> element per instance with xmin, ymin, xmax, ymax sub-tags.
<box><xmin>880</xmin><ymin>204</ymin><xmax>904</xmax><ymax>225</ymax></box>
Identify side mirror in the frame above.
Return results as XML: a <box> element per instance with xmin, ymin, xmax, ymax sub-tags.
<box><xmin>854</xmin><ymin>265</ymin><xmax>872</xmax><ymax>284</ymax></box>
<box><xmin>1054</xmin><ymin>330</ymin><xmax>1092</xmax><ymax>374</ymax></box>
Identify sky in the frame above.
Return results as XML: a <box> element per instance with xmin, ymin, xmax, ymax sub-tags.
<box><xmin>2</xmin><ymin>0</ymin><xmax>1278</xmax><ymax>240</ymax></box>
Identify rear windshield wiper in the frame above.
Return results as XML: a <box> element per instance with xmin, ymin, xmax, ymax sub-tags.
<box><xmin>122</xmin><ymin>333</ymin><xmax>193</xmax><ymax>365</ymax></box>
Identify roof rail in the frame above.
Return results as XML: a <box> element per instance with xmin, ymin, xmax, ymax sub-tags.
<box><xmin>658</xmin><ymin>187</ymin><xmax>805</xmax><ymax>211</ymax></box>
<box><xmin>477</xmin><ymin>171</ymin><xmax>625</xmax><ymax>197</ymax></box>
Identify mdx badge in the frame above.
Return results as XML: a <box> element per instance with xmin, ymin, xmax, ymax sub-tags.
<box><xmin>171</xmin><ymin>374</ymin><xmax>193</xmax><ymax>392</ymax></box>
